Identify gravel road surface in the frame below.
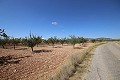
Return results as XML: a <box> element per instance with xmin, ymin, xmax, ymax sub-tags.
<box><xmin>85</xmin><ymin>42</ymin><xmax>120</xmax><ymax>80</ymax></box>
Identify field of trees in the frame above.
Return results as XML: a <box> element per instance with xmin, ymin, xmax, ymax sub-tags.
<box><xmin>0</xmin><ymin>29</ymin><xmax>118</xmax><ymax>80</ymax></box>
<box><xmin>0</xmin><ymin>29</ymin><xmax>108</xmax><ymax>50</ymax></box>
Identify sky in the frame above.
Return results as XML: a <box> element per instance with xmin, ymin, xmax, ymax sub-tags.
<box><xmin>0</xmin><ymin>0</ymin><xmax>120</xmax><ymax>39</ymax></box>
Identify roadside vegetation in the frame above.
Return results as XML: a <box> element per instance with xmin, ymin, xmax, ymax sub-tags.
<box><xmin>49</xmin><ymin>42</ymin><xmax>106</xmax><ymax>80</ymax></box>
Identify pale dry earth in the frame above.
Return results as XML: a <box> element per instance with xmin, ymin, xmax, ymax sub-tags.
<box><xmin>0</xmin><ymin>43</ymin><xmax>93</xmax><ymax>80</ymax></box>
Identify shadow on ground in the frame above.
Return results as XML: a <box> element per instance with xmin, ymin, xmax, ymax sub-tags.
<box><xmin>0</xmin><ymin>55</ymin><xmax>31</xmax><ymax>66</ymax></box>
<box><xmin>15</xmin><ymin>48</ymin><xmax>28</xmax><ymax>50</ymax></box>
<box><xmin>33</xmin><ymin>49</ymin><xmax>52</xmax><ymax>53</ymax></box>
<box><xmin>74</xmin><ymin>47</ymin><xmax>83</xmax><ymax>49</ymax></box>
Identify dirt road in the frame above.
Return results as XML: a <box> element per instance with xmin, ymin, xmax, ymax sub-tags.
<box><xmin>85</xmin><ymin>42</ymin><xmax>120</xmax><ymax>80</ymax></box>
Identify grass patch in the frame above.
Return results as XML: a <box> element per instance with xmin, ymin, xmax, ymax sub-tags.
<box><xmin>48</xmin><ymin>42</ymin><xmax>105</xmax><ymax>80</ymax></box>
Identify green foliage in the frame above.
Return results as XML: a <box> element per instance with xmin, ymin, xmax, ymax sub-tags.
<box><xmin>47</xmin><ymin>36</ymin><xmax>58</xmax><ymax>47</ymax></box>
<box><xmin>97</xmin><ymin>39</ymin><xmax>103</xmax><ymax>42</ymax></box>
<box><xmin>0</xmin><ymin>39</ymin><xmax>6</xmax><ymax>48</ymax></box>
<box><xmin>43</xmin><ymin>39</ymin><xmax>49</xmax><ymax>45</ymax></box>
<box><xmin>59</xmin><ymin>38</ymin><xmax>66</xmax><ymax>46</ymax></box>
<box><xmin>25</xmin><ymin>34</ymin><xmax>37</xmax><ymax>51</ymax></box>
<box><xmin>69</xmin><ymin>35</ymin><xmax>78</xmax><ymax>48</ymax></box>
<box><xmin>91</xmin><ymin>39</ymin><xmax>96</xmax><ymax>43</ymax></box>
<box><xmin>0</xmin><ymin>29</ymin><xmax>7</xmax><ymax>37</ymax></box>
<box><xmin>0</xmin><ymin>37</ymin><xmax>10</xmax><ymax>48</ymax></box>
<box><xmin>80</xmin><ymin>37</ymin><xmax>87</xmax><ymax>43</ymax></box>
<box><xmin>21</xmin><ymin>38</ymin><xmax>28</xmax><ymax>46</ymax></box>
<box><xmin>77</xmin><ymin>37</ymin><xmax>83</xmax><ymax>44</ymax></box>
<box><xmin>0</xmin><ymin>29</ymin><xmax>89</xmax><ymax>50</ymax></box>
<box><xmin>65</xmin><ymin>38</ymin><xmax>70</xmax><ymax>44</ymax></box>
<box><xmin>11</xmin><ymin>38</ymin><xmax>20</xmax><ymax>49</ymax></box>
<box><xmin>33</xmin><ymin>36</ymin><xmax>42</xmax><ymax>47</ymax></box>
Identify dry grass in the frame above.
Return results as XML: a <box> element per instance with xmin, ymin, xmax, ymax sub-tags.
<box><xmin>116</xmin><ymin>41</ymin><xmax>120</xmax><ymax>45</ymax></box>
<box><xmin>49</xmin><ymin>42</ymin><xmax>105</xmax><ymax>80</ymax></box>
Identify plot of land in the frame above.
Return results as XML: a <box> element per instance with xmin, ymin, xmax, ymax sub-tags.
<box><xmin>0</xmin><ymin>43</ymin><xmax>94</xmax><ymax>80</ymax></box>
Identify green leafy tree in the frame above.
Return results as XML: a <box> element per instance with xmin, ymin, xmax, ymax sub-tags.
<box><xmin>21</xmin><ymin>38</ymin><xmax>27</xmax><ymax>46</ymax></box>
<box><xmin>69</xmin><ymin>35</ymin><xmax>78</xmax><ymax>48</ymax></box>
<box><xmin>34</xmin><ymin>36</ymin><xmax>42</xmax><ymax>47</ymax></box>
<box><xmin>77</xmin><ymin>37</ymin><xmax>83</xmax><ymax>44</ymax></box>
<box><xmin>91</xmin><ymin>39</ymin><xmax>96</xmax><ymax>43</ymax></box>
<box><xmin>0</xmin><ymin>39</ymin><xmax>6</xmax><ymax>48</ymax></box>
<box><xmin>81</xmin><ymin>37</ymin><xmax>87</xmax><ymax>45</ymax></box>
<box><xmin>11</xmin><ymin>38</ymin><xmax>20</xmax><ymax>49</ymax></box>
<box><xmin>25</xmin><ymin>34</ymin><xmax>37</xmax><ymax>51</ymax></box>
<box><xmin>43</xmin><ymin>39</ymin><xmax>49</xmax><ymax>45</ymax></box>
<box><xmin>59</xmin><ymin>38</ymin><xmax>66</xmax><ymax>46</ymax></box>
<box><xmin>65</xmin><ymin>38</ymin><xmax>70</xmax><ymax>44</ymax></box>
<box><xmin>96</xmin><ymin>38</ymin><xmax>103</xmax><ymax>42</ymax></box>
<box><xmin>0</xmin><ymin>37</ymin><xmax>9</xmax><ymax>48</ymax></box>
<box><xmin>47</xmin><ymin>36</ymin><xmax>57</xmax><ymax>48</ymax></box>
<box><xmin>0</xmin><ymin>29</ymin><xmax>8</xmax><ymax>48</ymax></box>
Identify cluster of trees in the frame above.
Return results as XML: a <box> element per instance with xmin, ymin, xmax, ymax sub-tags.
<box><xmin>0</xmin><ymin>34</ymin><xmax>42</xmax><ymax>51</ymax></box>
<box><xmin>0</xmin><ymin>31</ymin><xmax>88</xmax><ymax>51</ymax></box>
<box><xmin>89</xmin><ymin>37</ymin><xmax>115</xmax><ymax>43</ymax></box>
<box><xmin>1</xmin><ymin>29</ymin><xmax>113</xmax><ymax>52</ymax></box>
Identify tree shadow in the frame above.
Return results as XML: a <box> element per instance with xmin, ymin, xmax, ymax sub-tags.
<box><xmin>0</xmin><ymin>55</ymin><xmax>31</xmax><ymax>66</ymax></box>
<box><xmin>15</xmin><ymin>48</ymin><xmax>28</xmax><ymax>50</ymax></box>
<box><xmin>54</xmin><ymin>46</ymin><xmax>62</xmax><ymax>48</ymax></box>
<box><xmin>63</xmin><ymin>44</ymin><xmax>69</xmax><ymax>46</ymax></box>
<box><xmin>33</xmin><ymin>49</ymin><xmax>52</xmax><ymax>53</ymax></box>
<box><xmin>74</xmin><ymin>47</ymin><xmax>83</xmax><ymax>49</ymax></box>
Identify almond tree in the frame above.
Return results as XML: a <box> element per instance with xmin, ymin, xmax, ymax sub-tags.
<box><xmin>43</xmin><ymin>39</ymin><xmax>49</xmax><ymax>45</ymax></box>
<box><xmin>34</xmin><ymin>36</ymin><xmax>42</xmax><ymax>47</ymax></box>
<box><xmin>59</xmin><ymin>38</ymin><xmax>66</xmax><ymax>46</ymax></box>
<box><xmin>47</xmin><ymin>36</ymin><xmax>57</xmax><ymax>48</ymax></box>
<box><xmin>77</xmin><ymin>37</ymin><xmax>82</xmax><ymax>44</ymax></box>
<box><xmin>0</xmin><ymin>37</ymin><xmax>9</xmax><ymax>49</ymax></box>
<box><xmin>91</xmin><ymin>39</ymin><xmax>96</xmax><ymax>43</ymax></box>
<box><xmin>0</xmin><ymin>29</ymin><xmax>8</xmax><ymax>48</ymax></box>
<box><xmin>25</xmin><ymin>34</ymin><xmax>37</xmax><ymax>51</ymax></box>
<box><xmin>69</xmin><ymin>35</ymin><xmax>78</xmax><ymax>48</ymax></box>
<box><xmin>11</xmin><ymin>38</ymin><xmax>20</xmax><ymax>49</ymax></box>
<box><xmin>0</xmin><ymin>39</ymin><xmax>6</xmax><ymax>48</ymax></box>
<box><xmin>81</xmin><ymin>37</ymin><xmax>87</xmax><ymax>45</ymax></box>
<box><xmin>21</xmin><ymin>37</ymin><xmax>28</xmax><ymax>46</ymax></box>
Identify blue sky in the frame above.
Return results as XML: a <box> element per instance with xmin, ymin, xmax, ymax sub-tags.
<box><xmin>0</xmin><ymin>0</ymin><xmax>120</xmax><ymax>39</ymax></box>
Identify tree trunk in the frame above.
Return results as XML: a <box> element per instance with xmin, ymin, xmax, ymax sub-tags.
<box><xmin>2</xmin><ymin>45</ymin><xmax>4</xmax><ymax>49</ymax></box>
<box><xmin>14</xmin><ymin>44</ymin><xmax>15</xmax><ymax>49</ymax></box>
<box><xmin>31</xmin><ymin>47</ymin><xmax>33</xmax><ymax>52</ymax></box>
<box><xmin>82</xmin><ymin>42</ymin><xmax>84</xmax><ymax>45</ymax></box>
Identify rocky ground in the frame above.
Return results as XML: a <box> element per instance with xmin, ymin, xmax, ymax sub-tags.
<box><xmin>0</xmin><ymin>43</ymin><xmax>93</xmax><ymax>80</ymax></box>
